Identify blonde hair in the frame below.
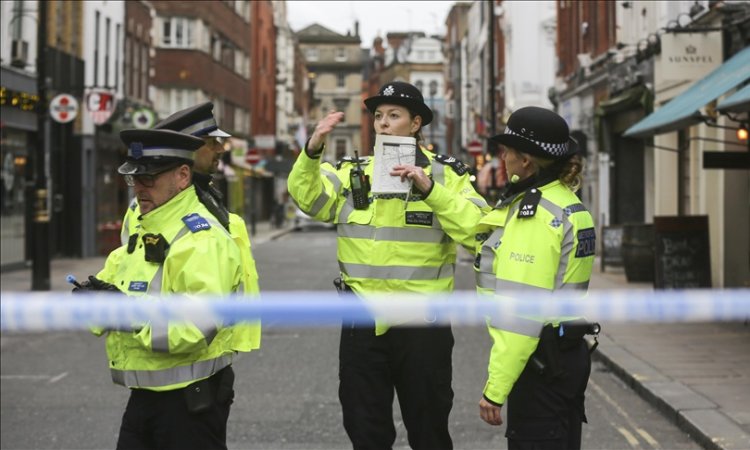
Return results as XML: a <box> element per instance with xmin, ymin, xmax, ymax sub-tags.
<box><xmin>531</xmin><ymin>154</ymin><xmax>585</xmax><ymax>192</ymax></box>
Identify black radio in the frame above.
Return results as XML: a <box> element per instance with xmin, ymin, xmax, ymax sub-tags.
<box><xmin>349</xmin><ymin>150</ymin><xmax>370</xmax><ymax>210</ymax></box>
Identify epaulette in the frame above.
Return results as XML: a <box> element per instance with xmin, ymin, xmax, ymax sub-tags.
<box><xmin>181</xmin><ymin>213</ymin><xmax>212</xmax><ymax>233</ymax></box>
<box><xmin>434</xmin><ymin>154</ymin><xmax>469</xmax><ymax>176</ymax></box>
<box><xmin>336</xmin><ymin>156</ymin><xmax>371</xmax><ymax>170</ymax></box>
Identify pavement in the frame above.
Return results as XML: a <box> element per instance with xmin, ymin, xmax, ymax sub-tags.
<box><xmin>2</xmin><ymin>222</ymin><xmax>748</xmax><ymax>450</ymax></box>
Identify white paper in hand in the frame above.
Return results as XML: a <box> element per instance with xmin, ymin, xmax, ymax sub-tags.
<box><xmin>372</xmin><ymin>135</ymin><xmax>417</xmax><ymax>194</ymax></box>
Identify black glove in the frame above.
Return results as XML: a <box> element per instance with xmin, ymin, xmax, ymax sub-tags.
<box><xmin>72</xmin><ymin>276</ymin><xmax>120</xmax><ymax>294</ymax></box>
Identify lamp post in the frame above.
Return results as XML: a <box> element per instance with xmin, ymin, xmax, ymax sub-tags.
<box><xmin>31</xmin><ymin>0</ymin><xmax>50</xmax><ymax>290</ymax></box>
<box><xmin>429</xmin><ymin>80</ymin><xmax>437</xmax><ymax>151</ymax></box>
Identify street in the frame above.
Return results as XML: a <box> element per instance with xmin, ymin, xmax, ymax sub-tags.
<box><xmin>1</xmin><ymin>230</ymin><xmax>702</xmax><ymax>449</ymax></box>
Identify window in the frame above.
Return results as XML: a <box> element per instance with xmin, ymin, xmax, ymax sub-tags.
<box><xmin>161</xmin><ymin>17</ymin><xmax>194</xmax><ymax>48</ymax></box>
<box><xmin>305</xmin><ymin>48</ymin><xmax>319</xmax><ymax>61</ymax></box>
<box><xmin>335</xmin><ymin>47</ymin><xmax>347</xmax><ymax>61</ymax></box>
<box><xmin>415</xmin><ymin>80</ymin><xmax>424</xmax><ymax>93</ymax></box>
<box><xmin>337</xmin><ymin>73</ymin><xmax>345</xmax><ymax>88</ymax></box>
<box><xmin>335</xmin><ymin>139</ymin><xmax>347</xmax><ymax>160</ymax></box>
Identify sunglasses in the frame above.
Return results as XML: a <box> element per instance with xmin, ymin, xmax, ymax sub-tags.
<box><xmin>123</xmin><ymin>166</ymin><xmax>177</xmax><ymax>188</ymax></box>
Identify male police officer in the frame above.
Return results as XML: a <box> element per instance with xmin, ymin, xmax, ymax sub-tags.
<box><xmin>121</xmin><ymin>102</ymin><xmax>260</xmax><ymax>353</ymax></box>
<box><xmin>76</xmin><ymin>128</ymin><xmax>243</xmax><ymax>449</ymax></box>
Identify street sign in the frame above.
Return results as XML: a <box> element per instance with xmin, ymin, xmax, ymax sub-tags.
<box><xmin>49</xmin><ymin>93</ymin><xmax>78</xmax><ymax>123</ymax></box>
<box><xmin>85</xmin><ymin>88</ymin><xmax>117</xmax><ymax>125</ymax></box>
<box><xmin>246</xmin><ymin>148</ymin><xmax>261</xmax><ymax>165</ymax></box>
<box><xmin>467</xmin><ymin>140</ymin><xmax>483</xmax><ymax>155</ymax></box>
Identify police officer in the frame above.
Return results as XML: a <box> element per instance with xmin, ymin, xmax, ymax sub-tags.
<box><xmin>76</xmin><ymin>128</ymin><xmax>244</xmax><ymax>450</ymax></box>
<box><xmin>473</xmin><ymin>107</ymin><xmax>597</xmax><ymax>450</ymax></box>
<box><xmin>121</xmin><ymin>102</ymin><xmax>260</xmax><ymax>352</ymax></box>
<box><xmin>288</xmin><ymin>81</ymin><xmax>490</xmax><ymax>450</ymax></box>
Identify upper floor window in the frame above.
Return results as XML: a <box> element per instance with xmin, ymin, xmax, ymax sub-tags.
<box><xmin>335</xmin><ymin>47</ymin><xmax>347</xmax><ymax>61</ymax></box>
<box><xmin>305</xmin><ymin>48</ymin><xmax>319</xmax><ymax>61</ymax></box>
<box><xmin>161</xmin><ymin>17</ymin><xmax>193</xmax><ymax>48</ymax></box>
<box><xmin>337</xmin><ymin>73</ymin><xmax>346</xmax><ymax>88</ymax></box>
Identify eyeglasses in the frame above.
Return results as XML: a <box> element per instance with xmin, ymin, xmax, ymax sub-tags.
<box><xmin>123</xmin><ymin>166</ymin><xmax>176</xmax><ymax>187</ymax></box>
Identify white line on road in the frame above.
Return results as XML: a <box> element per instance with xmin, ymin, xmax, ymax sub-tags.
<box><xmin>49</xmin><ymin>372</ymin><xmax>68</xmax><ymax>383</ymax></box>
<box><xmin>1</xmin><ymin>375</ymin><xmax>50</xmax><ymax>380</ymax></box>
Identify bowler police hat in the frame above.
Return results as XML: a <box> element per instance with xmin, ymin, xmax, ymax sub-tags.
<box><xmin>489</xmin><ymin>106</ymin><xmax>578</xmax><ymax>160</ymax></box>
<box><xmin>364</xmin><ymin>81</ymin><xmax>433</xmax><ymax>126</ymax></box>
<box><xmin>117</xmin><ymin>129</ymin><xmax>204</xmax><ymax>176</ymax></box>
<box><xmin>154</xmin><ymin>102</ymin><xmax>231</xmax><ymax>138</ymax></box>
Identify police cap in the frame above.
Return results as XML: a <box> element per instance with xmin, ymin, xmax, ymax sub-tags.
<box><xmin>117</xmin><ymin>128</ymin><xmax>204</xmax><ymax>176</ymax></box>
<box><xmin>153</xmin><ymin>102</ymin><xmax>231</xmax><ymax>138</ymax></box>
<box><xmin>364</xmin><ymin>81</ymin><xmax>433</xmax><ymax>126</ymax></box>
<box><xmin>489</xmin><ymin>106</ymin><xmax>578</xmax><ymax>160</ymax></box>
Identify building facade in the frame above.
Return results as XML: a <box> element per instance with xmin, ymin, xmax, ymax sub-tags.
<box><xmin>296</xmin><ymin>23</ymin><xmax>362</xmax><ymax>161</ymax></box>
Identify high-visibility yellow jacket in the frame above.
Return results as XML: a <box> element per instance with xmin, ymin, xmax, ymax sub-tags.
<box><xmin>288</xmin><ymin>147</ymin><xmax>490</xmax><ymax>335</ymax></box>
<box><xmin>474</xmin><ymin>179</ymin><xmax>595</xmax><ymax>405</ymax></box>
<box><xmin>97</xmin><ymin>186</ymin><xmax>244</xmax><ymax>391</ymax></box>
<box><xmin>121</xmin><ymin>189</ymin><xmax>260</xmax><ymax>352</ymax></box>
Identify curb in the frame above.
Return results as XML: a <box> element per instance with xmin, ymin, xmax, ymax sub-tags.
<box><xmin>594</xmin><ymin>333</ymin><xmax>750</xmax><ymax>450</ymax></box>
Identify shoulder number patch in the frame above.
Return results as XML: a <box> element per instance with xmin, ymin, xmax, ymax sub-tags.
<box><xmin>575</xmin><ymin>227</ymin><xmax>596</xmax><ymax>257</ymax></box>
<box><xmin>182</xmin><ymin>213</ymin><xmax>212</xmax><ymax>233</ymax></box>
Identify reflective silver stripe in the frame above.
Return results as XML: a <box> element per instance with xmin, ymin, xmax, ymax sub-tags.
<box><xmin>538</xmin><ymin>198</ymin><xmax>577</xmax><ymax>291</ymax></box>
<box><xmin>135</xmin><ymin>148</ymin><xmax>195</xmax><ymax>160</ymax></box>
<box><xmin>479</xmin><ymin>228</ymin><xmax>504</xmax><ymax>273</ymax></box>
<box><xmin>476</xmin><ymin>272</ymin><xmax>496</xmax><ymax>290</ymax></box>
<box><xmin>338</xmin><ymin>224</ymin><xmax>447</xmax><ymax>244</ymax></box>
<box><xmin>323</xmin><ymin>168</ymin><xmax>341</xmax><ymax>191</ymax></box>
<box><xmin>308</xmin><ymin>191</ymin><xmax>330</xmax><ymax>216</ymax></box>
<box><xmin>180</xmin><ymin>117</ymin><xmax>217</xmax><ymax>136</ymax></box>
<box><xmin>469</xmin><ymin>197</ymin><xmax>489</xmax><ymax>208</ymax></box>
<box><xmin>431</xmin><ymin>159</ymin><xmax>444</xmax><ymax>185</ymax></box>
<box><xmin>149</xmin><ymin>225</ymin><xmax>193</xmax><ymax>353</ymax></box>
<box><xmin>496</xmin><ymin>278</ymin><xmax>553</xmax><ymax>294</ymax></box>
<box><xmin>338</xmin><ymin>197</ymin><xmax>356</xmax><ymax>223</ymax></box>
<box><xmin>487</xmin><ymin>311</ymin><xmax>544</xmax><ymax>337</ymax></box>
<box><xmin>558</xmin><ymin>280</ymin><xmax>590</xmax><ymax>290</ymax></box>
<box><xmin>120</xmin><ymin>217</ymin><xmax>130</xmax><ymax>246</ymax></box>
<box><xmin>340</xmin><ymin>261</ymin><xmax>455</xmax><ymax>280</ymax></box>
<box><xmin>111</xmin><ymin>354</ymin><xmax>232</xmax><ymax>388</ymax></box>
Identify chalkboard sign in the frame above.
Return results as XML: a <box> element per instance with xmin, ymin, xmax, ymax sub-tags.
<box><xmin>601</xmin><ymin>225</ymin><xmax>624</xmax><ymax>272</ymax></box>
<box><xmin>654</xmin><ymin>216</ymin><xmax>712</xmax><ymax>289</ymax></box>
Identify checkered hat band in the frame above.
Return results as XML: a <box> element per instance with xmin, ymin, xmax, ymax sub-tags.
<box><xmin>130</xmin><ymin>147</ymin><xmax>195</xmax><ymax>160</ymax></box>
<box><xmin>181</xmin><ymin>118</ymin><xmax>218</xmax><ymax>136</ymax></box>
<box><xmin>504</xmin><ymin>127</ymin><xmax>568</xmax><ymax>156</ymax></box>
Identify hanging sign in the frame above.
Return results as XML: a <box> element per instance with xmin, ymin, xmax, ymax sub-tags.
<box><xmin>132</xmin><ymin>108</ymin><xmax>156</xmax><ymax>129</ymax></box>
<box><xmin>85</xmin><ymin>88</ymin><xmax>117</xmax><ymax>125</ymax></box>
<box><xmin>49</xmin><ymin>93</ymin><xmax>79</xmax><ymax>123</ymax></box>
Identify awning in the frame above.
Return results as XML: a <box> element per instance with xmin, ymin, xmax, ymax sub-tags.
<box><xmin>716</xmin><ymin>83</ymin><xmax>750</xmax><ymax>113</ymax></box>
<box><xmin>624</xmin><ymin>46</ymin><xmax>750</xmax><ymax>138</ymax></box>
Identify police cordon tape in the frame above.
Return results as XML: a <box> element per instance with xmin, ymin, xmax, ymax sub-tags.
<box><xmin>1</xmin><ymin>289</ymin><xmax>749</xmax><ymax>332</ymax></box>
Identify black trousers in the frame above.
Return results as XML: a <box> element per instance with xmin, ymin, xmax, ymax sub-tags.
<box><xmin>116</xmin><ymin>366</ymin><xmax>235</xmax><ymax>450</ymax></box>
<box><xmin>339</xmin><ymin>324</ymin><xmax>454</xmax><ymax>450</ymax></box>
<box><xmin>506</xmin><ymin>341</ymin><xmax>591</xmax><ymax>450</ymax></box>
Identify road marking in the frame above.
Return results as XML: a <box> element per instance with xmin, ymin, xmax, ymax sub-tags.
<box><xmin>0</xmin><ymin>375</ymin><xmax>49</xmax><ymax>380</ymax></box>
<box><xmin>49</xmin><ymin>372</ymin><xmax>68</xmax><ymax>383</ymax></box>
<box><xmin>617</xmin><ymin>426</ymin><xmax>640</xmax><ymax>448</ymax></box>
<box><xmin>590</xmin><ymin>378</ymin><xmax>662</xmax><ymax>449</ymax></box>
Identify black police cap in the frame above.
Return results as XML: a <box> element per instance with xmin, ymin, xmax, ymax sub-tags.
<box><xmin>489</xmin><ymin>106</ymin><xmax>578</xmax><ymax>160</ymax></box>
<box><xmin>364</xmin><ymin>81</ymin><xmax>434</xmax><ymax>126</ymax></box>
<box><xmin>153</xmin><ymin>102</ymin><xmax>231</xmax><ymax>138</ymax></box>
<box><xmin>117</xmin><ymin>129</ymin><xmax>204</xmax><ymax>175</ymax></box>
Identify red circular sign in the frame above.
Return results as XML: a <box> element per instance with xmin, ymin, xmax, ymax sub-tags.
<box><xmin>49</xmin><ymin>93</ymin><xmax>79</xmax><ymax>123</ymax></box>
<box><xmin>467</xmin><ymin>140</ymin><xmax>483</xmax><ymax>155</ymax></box>
<box><xmin>246</xmin><ymin>149</ymin><xmax>261</xmax><ymax>165</ymax></box>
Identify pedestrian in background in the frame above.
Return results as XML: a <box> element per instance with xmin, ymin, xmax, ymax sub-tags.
<box><xmin>474</xmin><ymin>106</ymin><xmax>598</xmax><ymax>449</ymax></box>
<box><xmin>74</xmin><ymin>128</ymin><xmax>244</xmax><ymax>449</ymax></box>
<box><xmin>121</xmin><ymin>102</ymin><xmax>261</xmax><ymax>353</ymax></box>
<box><xmin>288</xmin><ymin>81</ymin><xmax>489</xmax><ymax>449</ymax></box>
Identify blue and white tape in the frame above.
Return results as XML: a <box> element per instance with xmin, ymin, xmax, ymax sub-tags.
<box><xmin>1</xmin><ymin>290</ymin><xmax>749</xmax><ymax>332</ymax></box>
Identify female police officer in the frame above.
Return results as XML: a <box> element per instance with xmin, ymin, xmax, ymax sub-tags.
<box><xmin>288</xmin><ymin>81</ymin><xmax>489</xmax><ymax>449</ymax></box>
<box><xmin>472</xmin><ymin>107</ymin><xmax>597</xmax><ymax>450</ymax></box>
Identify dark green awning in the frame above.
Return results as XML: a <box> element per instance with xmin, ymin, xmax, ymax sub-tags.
<box><xmin>624</xmin><ymin>47</ymin><xmax>750</xmax><ymax>138</ymax></box>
